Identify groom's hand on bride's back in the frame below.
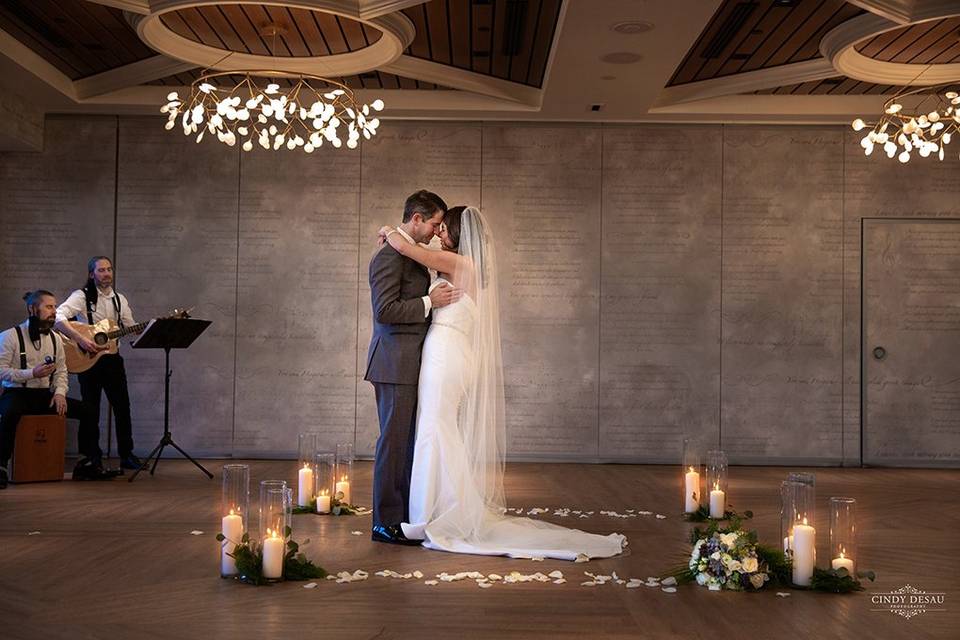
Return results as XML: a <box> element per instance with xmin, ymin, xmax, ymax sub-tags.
<box><xmin>429</xmin><ymin>282</ymin><xmax>461</xmax><ymax>308</ymax></box>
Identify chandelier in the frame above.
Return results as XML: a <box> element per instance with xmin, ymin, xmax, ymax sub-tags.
<box><xmin>161</xmin><ymin>72</ymin><xmax>384</xmax><ymax>153</ymax></box>
<box><xmin>852</xmin><ymin>84</ymin><xmax>960</xmax><ymax>163</ymax></box>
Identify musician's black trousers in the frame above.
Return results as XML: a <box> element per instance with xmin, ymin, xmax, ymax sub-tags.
<box><xmin>78</xmin><ymin>354</ymin><xmax>135</xmax><ymax>458</ymax></box>
<box><xmin>0</xmin><ymin>388</ymin><xmax>101</xmax><ymax>467</ymax></box>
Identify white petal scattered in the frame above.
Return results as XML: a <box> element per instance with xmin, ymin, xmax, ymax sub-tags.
<box><xmin>661</xmin><ymin>587</ymin><xmax>677</xmax><ymax>593</ymax></box>
<box><xmin>190</xmin><ymin>530</ymin><xmax>204</xmax><ymax>535</ymax></box>
<box><xmin>302</xmin><ymin>582</ymin><xmax>317</xmax><ymax>589</ymax></box>
<box><xmin>662</xmin><ymin>576</ymin><xmax>677</xmax><ymax>586</ymax></box>
<box><xmin>776</xmin><ymin>592</ymin><xmax>791</xmax><ymax>598</ymax></box>
<box><xmin>626</xmin><ymin>581</ymin><xmax>642</xmax><ymax>589</ymax></box>
<box><xmin>488</xmin><ymin>574</ymin><xmax>503</xmax><ymax>581</ymax></box>
<box><xmin>413</xmin><ymin>570</ymin><xmax>423</xmax><ymax>579</ymax></box>
<box><xmin>27</xmin><ymin>531</ymin><xmax>40</xmax><ymax>536</ymax></box>
<box><xmin>655</xmin><ymin>514</ymin><xmax>667</xmax><ymax>520</ymax></box>
<box><xmin>638</xmin><ymin>510</ymin><xmax>652</xmax><ymax>516</ymax></box>
<box><xmin>581</xmin><ymin>581</ymin><xmax>597</xmax><ymax>586</ymax></box>
<box><xmin>548</xmin><ymin>570</ymin><xmax>564</xmax><ymax>579</ymax></box>
<box><xmin>553</xmin><ymin>578</ymin><xmax>567</xmax><ymax>584</ymax></box>
<box><xmin>350</xmin><ymin>530</ymin><xmax>364</xmax><ymax>536</ymax></box>
<box><xmin>574</xmin><ymin>553</ymin><xmax>590</xmax><ymax>563</ymax></box>
<box><xmin>424</xmin><ymin>580</ymin><xmax>439</xmax><ymax>586</ymax></box>
<box><xmin>478</xmin><ymin>582</ymin><xmax>493</xmax><ymax>588</ymax></box>
<box><xmin>530</xmin><ymin>556</ymin><xmax>544</xmax><ymax>562</ymax></box>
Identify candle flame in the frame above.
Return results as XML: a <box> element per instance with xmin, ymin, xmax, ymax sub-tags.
<box><xmin>320</xmin><ymin>489</ymin><xmax>328</xmax><ymax>496</ymax></box>
<box><xmin>687</xmin><ymin>466</ymin><xmax>695</xmax><ymax>473</ymax></box>
<box><xmin>840</xmin><ymin>550</ymin><xmax>846</xmax><ymax>559</ymax></box>
<box><xmin>302</xmin><ymin>463</ymin><xmax>311</xmax><ymax>470</ymax></box>
<box><xmin>229</xmin><ymin>508</ymin><xmax>235</xmax><ymax>516</ymax></box>
<box><xmin>713</xmin><ymin>481</ymin><xmax>720</xmax><ymax>491</ymax></box>
<box><xmin>340</xmin><ymin>475</ymin><xmax>348</xmax><ymax>482</ymax></box>
<box><xmin>802</xmin><ymin>517</ymin><xmax>808</xmax><ymax>526</ymax></box>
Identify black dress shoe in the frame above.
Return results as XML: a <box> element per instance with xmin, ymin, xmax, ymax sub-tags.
<box><xmin>120</xmin><ymin>454</ymin><xmax>145</xmax><ymax>470</ymax></box>
<box><xmin>72</xmin><ymin>457</ymin><xmax>116</xmax><ymax>481</ymax></box>
<box><xmin>371</xmin><ymin>524</ymin><xmax>422</xmax><ymax>546</ymax></box>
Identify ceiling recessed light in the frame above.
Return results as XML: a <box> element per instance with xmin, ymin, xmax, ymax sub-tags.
<box><xmin>600</xmin><ymin>52</ymin><xmax>642</xmax><ymax>64</ymax></box>
<box><xmin>611</xmin><ymin>20</ymin><xmax>654</xmax><ymax>35</ymax></box>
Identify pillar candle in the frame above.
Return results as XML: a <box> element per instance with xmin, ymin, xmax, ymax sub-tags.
<box><xmin>684</xmin><ymin>466</ymin><xmax>700</xmax><ymax>513</ymax></box>
<box><xmin>831</xmin><ymin>550</ymin><xmax>854</xmax><ymax>572</ymax></box>
<box><xmin>792</xmin><ymin>518</ymin><xmax>816</xmax><ymax>586</ymax></box>
<box><xmin>709</xmin><ymin>484</ymin><xmax>725</xmax><ymax>518</ymax></box>
<box><xmin>335</xmin><ymin>476</ymin><xmax>351</xmax><ymax>505</ymax></box>
<box><xmin>297</xmin><ymin>464</ymin><xmax>314</xmax><ymax>507</ymax></box>
<box><xmin>220</xmin><ymin>509</ymin><xmax>243</xmax><ymax>576</ymax></box>
<box><xmin>316</xmin><ymin>490</ymin><xmax>331</xmax><ymax>514</ymax></box>
<box><xmin>262</xmin><ymin>529</ymin><xmax>284</xmax><ymax>579</ymax></box>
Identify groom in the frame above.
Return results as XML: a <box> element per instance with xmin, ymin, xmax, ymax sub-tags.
<box><xmin>365</xmin><ymin>190</ymin><xmax>458</xmax><ymax>545</ymax></box>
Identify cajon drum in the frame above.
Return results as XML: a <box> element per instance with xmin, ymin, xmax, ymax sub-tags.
<box><xmin>11</xmin><ymin>415</ymin><xmax>66</xmax><ymax>483</ymax></box>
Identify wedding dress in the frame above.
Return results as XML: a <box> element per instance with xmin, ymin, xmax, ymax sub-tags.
<box><xmin>401</xmin><ymin>208</ymin><xmax>625</xmax><ymax>560</ymax></box>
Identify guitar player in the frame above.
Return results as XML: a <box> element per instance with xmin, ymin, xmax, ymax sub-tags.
<box><xmin>55</xmin><ymin>256</ymin><xmax>143</xmax><ymax>471</ymax></box>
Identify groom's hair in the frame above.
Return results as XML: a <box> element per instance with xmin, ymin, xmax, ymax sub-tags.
<box><xmin>403</xmin><ymin>190</ymin><xmax>447</xmax><ymax>223</ymax></box>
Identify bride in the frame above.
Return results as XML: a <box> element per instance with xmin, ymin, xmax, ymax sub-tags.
<box><xmin>378</xmin><ymin>206</ymin><xmax>624</xmax><ymax>560</ymax></box>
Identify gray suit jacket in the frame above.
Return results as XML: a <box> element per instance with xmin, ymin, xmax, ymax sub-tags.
<box><xmin>364</xmin><ymin>244</ymin><xmax>431</xmax><ymax>385</ymax></box>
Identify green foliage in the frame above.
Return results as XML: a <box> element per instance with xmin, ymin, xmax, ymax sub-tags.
<box><xmin>291</xmin><ymin>497</ymin><xmax>362</xmax><ymax>516</ymax></box>
<box><xmin>810</xmin><ymin>566</ymin><xmax>876</xmax><ymax>593</ymax></box>
<box><xmin>216</xmin><ymin>526</ymin><xmax>326</xmax><ymax>585</ymax></box>
<box><xmin>683</xmin><ymin>505</ymin><xmax>754</xmax><ymax>523</ymax></box>
<box><xmin>755</xmin><ymin>544</ymin><xmax>791</xmax><ymax>586</ymax></box>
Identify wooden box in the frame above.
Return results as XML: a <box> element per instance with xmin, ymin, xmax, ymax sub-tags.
<box><xmin>11</xmin><ymin>415</ymin><xmax>66</xmax><ymax>483</ymax></box>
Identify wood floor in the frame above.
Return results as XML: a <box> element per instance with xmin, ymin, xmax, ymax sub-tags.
<box><xmin>0</xmin><ymin>460</ymin><xmax>957</xmax><ymax>639</ymax></box>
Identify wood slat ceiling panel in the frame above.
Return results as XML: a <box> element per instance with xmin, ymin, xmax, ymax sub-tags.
<box><xmin>147</xmin><ymin>68</ymin><xmax>443</xmax><ymax>90</ymax></box>
<box><xmin>669</xmin><ymin>0</ymin><xmax>864</xmax><ymax>87</ymax></box>
<box><xmin>856</xmin><ymin>17</ymin><xmax>960</xmax><ymax>64</ymax></box>
<box><xmin>401</xmin><ymin>0</ymin><xmax>562</xmax><ymax>88</ymax></box>
<box><xmin>158</xmin><ymin>4</ymin><xmax>381</xmax><ymax>57</ymax></box>
<box><xmin>0</xmin><ymin>0</ymin><xmax>155</xmax><ymax>80</ymax></box>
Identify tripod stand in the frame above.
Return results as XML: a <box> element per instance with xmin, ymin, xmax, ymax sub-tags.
<box><xmin>128</xmin><ymin>317</ymin><xmax>213</xmax><ymax>482</ymax></box>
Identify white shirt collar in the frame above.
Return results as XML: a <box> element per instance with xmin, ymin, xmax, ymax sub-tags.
<box><xmin>98</xmin><ymin>286</ymin><xmax>115</xmax><ymax>298</ymax></box>
<box><xmin>395</xmin><ymin>226</ymin><xmax>416</xmax><ymax>245</ymax></box>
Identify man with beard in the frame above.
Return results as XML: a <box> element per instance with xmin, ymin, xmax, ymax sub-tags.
<box><xmin>55</xmin><ymin>256</ymin><xmax>142</xmax><ymax>470</ymax></box>
<box><xmin>0</xmin><ymin>290</ymin><xmax>108</xmax><ymax>488</ymax></box>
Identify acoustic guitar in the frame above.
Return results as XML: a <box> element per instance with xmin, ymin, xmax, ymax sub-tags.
<box><xmin>59</xmin><ymin>309</ymin><xmax>189</xmax><ymax>373</ymax></box>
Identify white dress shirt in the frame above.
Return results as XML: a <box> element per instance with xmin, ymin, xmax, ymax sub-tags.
<box><xmin>56</xmin><ymin>286</ymin><xmax>135</xmax><ymax>327</ymax></box>
<box><xmin>394</xmin><ymin>227</ymin><xmax>432</xmax><ymax>318</ymax></box>
<box><xmin>0</xmin><ymin>320</ymin><xmax>68</xmax><ymax>396</ymax></box>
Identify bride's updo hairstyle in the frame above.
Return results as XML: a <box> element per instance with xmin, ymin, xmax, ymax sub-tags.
<box><xmin>444</xmin><ymin>205</ymin><xmax>466</xmax><ymax>250</ymax></box>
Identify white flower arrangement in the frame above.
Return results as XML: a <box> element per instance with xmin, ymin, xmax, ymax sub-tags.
<box><xmin>689</xmin><ymin>529</ymin><xmax>769</xmax><ymax>591</ymax></box>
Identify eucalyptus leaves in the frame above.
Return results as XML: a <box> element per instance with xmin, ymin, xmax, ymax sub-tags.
<box><xmin>217</xmin><ymin>526</ymin><xmax>327</xmax><ymax>586</ymax></box>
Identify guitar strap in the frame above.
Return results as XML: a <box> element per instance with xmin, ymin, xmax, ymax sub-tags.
<box><xmin>14</xmin><ymin>326</ymin><xmax>56</xmax><ymax>388</ymax></box>
<box><xmin>84</xmin><ymin>290</ymin><xmax>124</xmax><ymax>329</ymax></box>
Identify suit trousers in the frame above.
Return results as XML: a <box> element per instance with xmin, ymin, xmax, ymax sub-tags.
<box><xmin>371</xmin><ymin>382</ymin><xmax>418</xmax><ymax>527</ymax></box>
<box><xmin>0</xmin><ymin>388</ymin><xmax>101</xmax><ymax>466</ymax></box>
<box><xmin>78</xmin><ymin>354</ymin><xmax>134</xmax><ymax>457</ymax></box>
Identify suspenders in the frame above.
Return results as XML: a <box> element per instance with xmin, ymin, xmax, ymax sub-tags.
<box><xmin>12</xmin><ymin>326</ymin><xmax>57</xmax><ymax>388</ymax></box>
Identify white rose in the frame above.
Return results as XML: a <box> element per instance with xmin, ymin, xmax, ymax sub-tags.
<box><xmin>718</xmin><ymin>532</ymin><xmax>738</xmax><ymax>547</ymax></box>
<box><xmin>710</xmin><ymin>551</ymin><xmax>721</xmax><ymax>560</ymax></box>
<box><xmin>729</xmin><ymin>560</ymin><xmax>742</xmax><ymax>572</ymax></box>
<box><xmin>696</xmin><ymin>572</ymin><xmax>708</xmax><ymax>585</ymax></box>
<box><xmin>749</xmin><ymin>572</ymin><xmax>766</xmax><ymax>589</ymax></box>
<box><xmin>742</xmin><ymin>556</ymin><xmax>758</xmax><ymax>573</ymax></box>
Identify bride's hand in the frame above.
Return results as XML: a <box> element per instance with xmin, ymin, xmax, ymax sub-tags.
<box><xmin>377</xmin><ymin>225</ymin><xmax>392</xmax><ymax>247</ymax></box>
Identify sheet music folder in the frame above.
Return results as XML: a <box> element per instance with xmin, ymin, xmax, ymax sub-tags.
<box><xmin>132</xmin><ymin>318</ymin><xmax>211</xmax><ymax>350</ymax></box>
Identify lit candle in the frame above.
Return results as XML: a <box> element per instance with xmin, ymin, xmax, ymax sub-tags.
<box><xmin>262</xmin><ymin>528</ymin><xmax>284</xmax><ymax>579</ymax></box>
<box><xmin>709</xmin><ymin>482</ymin><xmax>725</xmax><ymax>518</ymax></box>
<box><xmin>684</xmin><ymin>466</ymin><xmax>700</xmax><ymax>513</ymax></box>
<box><xmin>316</xmin><ymin>489</ymin><xmax>331</xmax><ymax>514</ymax></box>
<box><xmin>792</xmin><ymin>517</ymin><xmax>816</xmax><ymax>586</ymax></box>
<box><xmin>221</xmin><ymin>508</ymin><xmax>243</xmax><ymax>576</ymax></box>
<box><xmin>297</xmin><ymin>464</ymin><xmax>314</xmax><ymax>507</ymax></box>
<box><xmin>782</xmin><ymin>534</ymin><xmax>794</xmax><ymax>554</ymax></box>
<box><xmin>831</xmin><ymin>548</ymin><xmax>854</xmax><ymax>573</ymax></box>
<box><xmin>335</xmin><ymin>475</ymin><xmax>351</xmax><ymax>505</ymax></box>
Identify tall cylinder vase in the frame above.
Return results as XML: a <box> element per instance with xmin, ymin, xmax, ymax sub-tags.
<box><xmin>829</xmin><ymin>497</ymin><xmax>857</xmax><ymax>575</ymax></box>
<box><xmin>335</xmin><ymin>442</ymin><xmax>354</xmax><ymax>506</ymax></box>
<box><xmin>681</xmin><ymin>438</ymin><xmax>701</xmax><ymax>514</ymax></box>
<box><xmin>297</xmin><ymin>432</ymin><xmax>319</xmax><ymax>507</ymax></box>
<box><xmin>220</xmin><ymin>464</ymin><xmax>249</xmax><ymax>578</ymax></box>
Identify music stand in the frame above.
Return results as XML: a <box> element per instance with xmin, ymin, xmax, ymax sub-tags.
<box><xmin>128</xmin><ymin>317</ymin><xmax>213</xmax><ymax>482</ymax></box>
